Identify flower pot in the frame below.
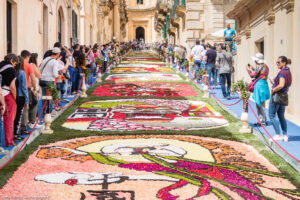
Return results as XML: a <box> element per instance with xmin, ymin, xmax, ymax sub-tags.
<box><xmin>45</xmin><ymin>88</ymin><xmax>51</xmax><ymax>96</ymax></box>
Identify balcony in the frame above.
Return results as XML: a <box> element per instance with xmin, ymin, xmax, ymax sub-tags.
<box><xmin>157</xmin><ymin>0</ymin><xmax>170</xmax><ymax>16</ymax></box>
<box><xmin>171</xmin><ymin>18</ymin><xmax>180</xmax><ymax>28</ymax></box>
<box><xmin>174</xmin><ymin>0</ymin><xmax>186</xmax><ymax>18</ymax></box>
<box><xmin>168</xmin><ymin>26</ymin><xmax>176</xmax><ymax>36</ymax></box>
<box><xmin>99</xmin><ymin>0</ymin><xmax>114</xmax><ymax>16</ymax></box>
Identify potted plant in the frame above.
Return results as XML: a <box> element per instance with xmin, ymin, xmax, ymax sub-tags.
<box><xmin>198</xmin><ymin>68</ymin><xmax>206</xmax><ymax>80</ymax></box>
<box><xmin>232</xmin><ymin>80</ymin><xmax>251</xmax><ymax>133</ymax></box>
<box><xmin>96</xmin><ymin>58</ymin><xmax>102</xmax><ymax>66</ymax></box>
<box><xmin>47</xmin><ymin>83</ymin><xmax>59</xmax><ymax>103</ymax></box>
<box><xmin>182</xmin><ymin>60</ymin><xmax>189</xmax><ymax>68</ymax></box>
<box><xmin>84</xmin><ymin>67</ymin><xmax>91</xmax><ymax>80</ymax></box>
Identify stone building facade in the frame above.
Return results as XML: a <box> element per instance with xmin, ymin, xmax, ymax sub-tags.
<box><xmin>155</xmin><ymin>0</ymin><xmax>237</xmax><ymax>51</ymax></box>
<box><xmin>97</xmin><ymin>0</ymin><xmax>128</xmax><ymax>44</ymax></box>
<box><xmin>126</xmin><ymin>0</ymin><xmax>158</xmax><ymax>42</ymax></box>
<box><xmin>0</xmin><ymin>0</ymin><xmax>127</xmax><ymax>60</ymax></box>
<box><xmin>227</xmin><ymin>0</ymin><xmax>300</xmax><ymax>123</ymax></box>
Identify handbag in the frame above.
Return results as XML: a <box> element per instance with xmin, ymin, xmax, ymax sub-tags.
<box><xmin>223</xmin><ymin>53</ymin><xmax>234</xmax><ymax>73</ymax></box>
<box><xmin>272</xmin><ymin>92</ymin><xmax>288</xmax><ymax>106</ymax></box>
<box><xmin>63</xmin><ymin>70</ymin><xmax>70</xmax><ymax>80</ymax></box>
<box><xmin>29</xmin><ymin>89</ymin><xmax>38</xmax><ymax>108</ymax></box>
<box><xmin>248</xmin><ymin>66</ymin><xmax>269</xmax><ymax>93</ymax></box>
<box><xmin>248</xmin><ymin>79</ymin><xmax>258</xmax><ymax>93</ymax></box>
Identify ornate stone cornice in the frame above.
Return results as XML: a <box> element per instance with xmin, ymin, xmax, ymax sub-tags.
<box><xmin>245</xmin><ymin>26</ymin><xmax>251</xmax><ymax>39</ymax></box>
<box><xmin>264</xmin><ymin>8</ymin><xmax>275</xmax><ymax>25</ymax></box>
<box><xmin>126</xmin><ymin>7</ymin><xmax>156</xmax><ymax>12</ymax></box>
<box><xmin>283</xmin><ymin>0</ymin><xmax>294</xmax><ymax>13</ymax></box>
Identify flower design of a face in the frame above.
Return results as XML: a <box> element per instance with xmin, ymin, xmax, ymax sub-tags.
<box><xmin>101</xmin><ymin>142</ymin><xmax>186</xmax><ymax>162</ymax></box>
<box><xmin>76</xmin><ymin>138</ymin><xmax>215</xmax><ymax>163</ymax></box>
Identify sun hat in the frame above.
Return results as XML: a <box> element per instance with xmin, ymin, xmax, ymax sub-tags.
<box><xmin>52</xmin><ymin>47</ymin><xmax>61</xmax><ymax>54</ymax></box>
<box><xmin>252</xmin><ymin>53</ymin><xmax>266</xmax><ymax>64</ymax></box>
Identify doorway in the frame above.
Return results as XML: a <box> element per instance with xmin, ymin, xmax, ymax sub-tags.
<box><xmin>136</xmin><ymin>27</ymin><xmax>145</xmax><ymax>41</ymax></box>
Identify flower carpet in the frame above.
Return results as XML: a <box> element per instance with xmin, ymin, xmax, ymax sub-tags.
<box><xmin>92</xmin><ymin>82</ymin><xmax>198</xmax><ymax>97</ymax></box>
<box><xmin>123</xmin><ymin>58</ymin><xmax>162</xmax><ymax>61</ymax></box>
<box><xmin>1</xmin><ymin>51</ymin><xmax>300</xmax><ymax>200</ymax></box>
<box><xmin>117</xmin><ymin>63</ymin><xmax>167</xmax><ymax>68</ymax></box>
<box><xmin>121</xmin><ymin>60</ymin><xmax>166</xmax><ymax>65</ymax></box>
<box><xmin>62</xmin><ymin>99</ymin><xmax>229</xmax><ymax>131</ymax></box>
<box><xmin>111</xmin><ymin>67</ymin><xmax>174</xmax><ymax>73</ymax></box>
<box><xmin>1</xmin><ymin>135</ymin><xmax>299</xmax><ymax>200</ymax></box>
<box><xmin>105</xmin><ymin>73</ymin><xmax>183</xmax><ymax>82</ymax></box>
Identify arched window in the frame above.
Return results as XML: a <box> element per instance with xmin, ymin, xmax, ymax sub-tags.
<box><xmin>137</xmin><ymin>0</ymin><xmax>143</xmax><ymax>4</ymax></box>
<box><xmin>58</xmin><ymin>11</ymin><xmax>62</xmax><ymax>43</ymax></box>
<box><xmin>58</xmin><ymin>7</ymin><xmax>65</xmax><ymax>44</ymax></box>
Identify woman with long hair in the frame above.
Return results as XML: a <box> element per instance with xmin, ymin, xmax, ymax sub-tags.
<box><xmin>28</xmin><ymin>53</ymin><xmax>41</xmax><ymax>128</ymax></box>
<box><xmin>13</xmin><ymin>56</ymin><xmax>29</xmax><ymax>141</ymax></box>
<box><xmin>74</xmin><ymin>53</ymin><xmax>86</xmax><ymax>92</ymax></box>
<box><xmin>269</xmin><ymin>56</ymin><xmax>292</xmax><ymax>142</ymax></box>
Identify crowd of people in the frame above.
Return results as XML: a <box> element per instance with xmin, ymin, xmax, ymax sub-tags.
<box><xmin>156</xmin><ymin>33</ymin><xmax>292</xmax><ymax>142</ymax></box>
<box><xmin>0</xmin><ymin>41</ymin><xmax>131</xmax><ymax>148</ymax></box>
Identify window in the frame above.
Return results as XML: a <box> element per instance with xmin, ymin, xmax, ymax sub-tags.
<box><xmin>137</xmin><ymin>0</ymin><xmax>143</xmax><ymax>4</ymax></box>
<box><xmin>72</xmin><ymin>10</ymin><xmax>78</xmax><ymax>41</ymax></box>
<box><xmin>58</xmin><ymin>11</ymin><xmax>62</xmax><ymax>43</ymax></box>
<box><xmin>255</xmin><ymin>38</ymin><xmax>264</xmax><ymax>55</ymax></box>
<box><xmin>7</xmin><ymin>1</ymin><xmax>12</xmax><ymax>54</ymax></box>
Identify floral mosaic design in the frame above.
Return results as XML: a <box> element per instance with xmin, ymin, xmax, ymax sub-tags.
<box><xmin>123</xmin><ymin>58</ymin><xmax>162</xmax><ymax>61</ymax></box>
<box><xmin>1</xmin><ymin>135</ymin><xmax>299</xmax><ymax>200</ymax></box>
<box><xmin>92</xmin><ymin>82</ymin><xmax>198</xmax><ymax>97</ymax></box>
<box><xmin>62</xmin><ymin>99</ymin><xmax>229</xmax><ymax>131</ymax></box>
<box><xmin>117</xmin><ymin>64</ymin><xmax>167</xmax><ymax>68</ymax></box>
<box><xmin>111</xmin><ymin>67</ymin><xmax>174</xmax><ymax>73</ymax></box>
<box><xmin>121</xmin><ymin>60</ymin><xmax>165</xmax><ymax>65</ymax></box>
<box><xmin>105</xmin><ymin>73</ymin><xmax>183</xmax><ymax>82</ymax></box>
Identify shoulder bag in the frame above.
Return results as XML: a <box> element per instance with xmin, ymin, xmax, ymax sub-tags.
<box><xmin>223</xmin><ymin>53</ymin><xmax>234</xmax><ymax>73</ymax></box>
<box><xmin>273</xmin><ymin>92</ymin><xmax>288</xmax><ymax>106</ymax></box>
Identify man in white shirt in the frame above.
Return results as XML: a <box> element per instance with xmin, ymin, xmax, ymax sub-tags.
<box><xmin>39</xmin><ymin>47</ymin><xmax>67</xmax><ymax>113</ymax></box>
<box><xmin>190</xmin><ymin>40</ymin><xmax>204</xmax><ymax>80</ymax></box>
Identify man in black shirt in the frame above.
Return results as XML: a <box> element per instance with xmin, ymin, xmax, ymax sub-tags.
<box><xmin>205</xmin><ymin>44</ymin><xmax>217</xmax><ymax>86</ymax></box>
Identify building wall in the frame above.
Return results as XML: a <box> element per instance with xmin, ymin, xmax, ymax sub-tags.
<box><xmin>126</xmin><ymin>0</ymin><xmax>157</xmax><ymax>43</ymax></box>
<box><xmin>228</xmin><ymin>0</ymin><xmax>300</xmax><ymax>123</ymax></box>
<box><xmin>0</xmin><ymin>0</ymin><xmax>99</xmax><ymax>61</ymax></box>
<box><xmin>162</xmin><ymin>0</ymin><xmax>236</xmax><ymax>53</ymax></box>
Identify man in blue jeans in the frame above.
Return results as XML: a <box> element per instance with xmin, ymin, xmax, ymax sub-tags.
<box><xmin>205</xmin><ymin>44</ymin><xmax>217</xmax><ymax>86</ymax></box>
<box><xmin>190</xmin><ymin>40</ymin><xmax>204</xmax><ymax>81</ymax></box>
<box><xmin>216</xmin><ymin>45</ymin><xmax>234</xmax><ymax>99</ymax></box>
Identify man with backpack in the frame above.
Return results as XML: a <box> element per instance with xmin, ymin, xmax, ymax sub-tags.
<box><xmin>216</xmin><ymin>44</ymin><xmax>234</xmax><ymax>100</ymax></box>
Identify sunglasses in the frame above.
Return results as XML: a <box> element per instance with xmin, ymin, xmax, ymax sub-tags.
<box><xmin>276</xmin><ymin>61</ymin><xmax>281</xmax><ymax>64</ymax></box>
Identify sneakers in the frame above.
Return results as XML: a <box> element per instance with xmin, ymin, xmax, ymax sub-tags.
<box><xmin>269</xmin><ymin>134</ymin><xmax>289</xmax><ymax>142</ymax></box>
<box><xmin>28</xmin><ymin>123</ymin><xmax>43</xmax><ymax>129</ymax></box>
<box><xmin>283</xmin><ymin>135</ymin><xmax>289</xmax><ymax>142</ymax></box>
